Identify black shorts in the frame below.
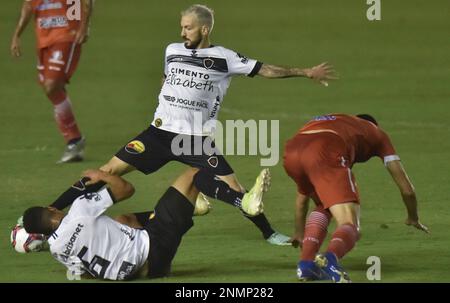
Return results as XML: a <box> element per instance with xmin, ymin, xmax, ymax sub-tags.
<box><xmin>115</xmin><ymin>126</ymin><xmax>234</xmax><ymax>176</ymax></box>
<box><xmin>142</xmin><ymin>186</ymin><xmax>194</xmax><ymax>279</ymax></box>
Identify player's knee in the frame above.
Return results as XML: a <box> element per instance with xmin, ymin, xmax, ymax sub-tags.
<box><xmin>43</xmin><ymin>79</ymin><xmax>64</xmax><ymax>96</ymax></box>
<box><xmin>337</xmin><ymin>222</ymin><xmax>361</xmax><ymax>241</ymax></box>
<box><xmin>193</xmin><ymin>169</ymin><xmax>217</xmax><ymax>190</ymax></box>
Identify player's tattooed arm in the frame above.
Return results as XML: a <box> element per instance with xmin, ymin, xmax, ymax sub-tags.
<box><xmin>257</xmin><ymin>62</ymin><xmax>337</xmax><ymax>86</ymax></box>
<box><xmin>10</xmin><ymin>0</ymin><xmax>33</xmax><ymax>57</ymax></box>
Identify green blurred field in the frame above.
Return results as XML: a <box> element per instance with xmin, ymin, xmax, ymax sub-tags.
<box><xmin>0</xmin><ymin>0</ymin><xmax>449</xmax><ymax>282</ymax></box>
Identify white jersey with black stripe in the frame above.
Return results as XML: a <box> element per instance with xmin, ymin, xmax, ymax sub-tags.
<box><xmin>47</xmin><ymin>188</ymin><xmax>150</xmax><ymax>280</ymax></box>
<box><xmin>152</xmin><ymin>43</ymin><xmax>262</xmax><ymax>136</ymax></box>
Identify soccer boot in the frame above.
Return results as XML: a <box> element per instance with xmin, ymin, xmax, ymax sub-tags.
<box><xmin>241</xmin><ymin>168</ymin><xmax>270</xmax><ymax>216</ymax></box>
<box><xmin>297</xmin><ymin>260</ymin><xmax>331</xmax><ymax>282</ymax></box>
<box><xmin>193</xmin><ymin>193</ymin><xmax>212</xmax><ymax>216</ymax></box>
<box><xmin>57</xmin><ymin>137</ymin><xmax>86</xmax><ymax>164</ymax></box>
<box><xmin>315</xmin><ymin>252</ymin><xmax>351</xmax><ymax>283</ymax></box>
<box><xmin>266</xmin><ymin>231</ymin><xmax>292</xmax><ymax>246</ymax></box>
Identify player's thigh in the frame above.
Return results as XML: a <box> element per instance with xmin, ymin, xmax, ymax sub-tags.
<box><xmin>100</xmin><ymin>156</ymin><xmax>136</xmax><ymax>176</ymax></box>
<box><xmin>310</xmin><ymin>165</ymin><xmax>360</xmax><ymax>209</ymax></box>
<box><xmin>40</xmin><ymin>42</ymin><xmax>81</xmax><ymax>85</ymax></box>
<box><xmin>328</xmin><ymin>202</ymin><xmax>361</xmax><ymax>230</ymax></box>
<box><xmin>114</xmin><ymin>127</ymin><xmax>171</xmax><ymax>174</ymax></box>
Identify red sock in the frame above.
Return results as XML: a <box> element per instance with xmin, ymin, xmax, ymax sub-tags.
<box><xmin>48</xmin><ymin>91</ymin><xmax>81</xmax><ymax>143</ymax></box>
<box><xmin>326</xmin><ymin>223</ymin><xmax>359</xmax><ymax>259</ymax></box>
<box><xmin>301</xmin><ymin>206</ymin><xmax>331</xmax><ymax>261</ymax></box>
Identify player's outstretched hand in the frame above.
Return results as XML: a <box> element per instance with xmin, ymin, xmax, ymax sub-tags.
<box><xmin>82</xmin><ymin>169</ymin><xmax>106</xmax><ymax>185</ymax></box>
<box><xmin>405</xmin><ymin>217</ymin><xmax>430</xmax><ymax>234</ymax></box>
<box><xmin>305</xmin><ymin>62</ymin><xmax>338</xmax><ymax>87</ymax></box>
<box><xmin>290</xmin><ymin>234</ymin><xmax>303</xmax><ymax>248</ymax></box>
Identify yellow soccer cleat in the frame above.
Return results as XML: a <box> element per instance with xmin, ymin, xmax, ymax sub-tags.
<box><xmin>241</xmin><ymin>168</ymin><xmax>270</xmax><ymax>217</ymax></box>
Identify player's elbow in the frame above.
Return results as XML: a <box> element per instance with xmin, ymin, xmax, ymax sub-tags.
<box><xmin>400</xmin><ymin>186</ymin><xmax>416</xmax><ymax>198</ymax></box>
<box><xmin>114</xmin><ymin>182</ymin><xmax>135</xmax><ymax>202</ymax></box>
<box><xmin>124</xmin><ymin>183</ymin><xmax>135</xmax><ymax>200</ymax></box>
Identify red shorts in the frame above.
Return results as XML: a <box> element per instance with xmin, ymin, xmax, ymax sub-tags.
<box><xmin>37</xmin><ymin>42</ymin><xmax>82</xmax><ymax>84</ymax></box>
<box><xmin>283</xmin><ymin>132</ymin><xmax>359</xmax><ymax>209</ymax></box>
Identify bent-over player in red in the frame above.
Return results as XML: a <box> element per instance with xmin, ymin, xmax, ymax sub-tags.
<box><xmin>283</xmin><ymin>114</ymin><xmax>429</xmax><ymax>282</ymax></box>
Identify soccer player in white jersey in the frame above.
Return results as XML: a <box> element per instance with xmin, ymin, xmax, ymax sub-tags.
<box><xmin>49</xmin><ymin>4</ymin><xmax>336</xmax><ymax>246</ymax></box>
<box><xmin>22</xmin><ymin>168</ymin><xmax>219</xmax><ymax>280</ymax></box>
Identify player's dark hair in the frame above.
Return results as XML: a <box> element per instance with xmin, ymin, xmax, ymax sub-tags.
<box><xmin>356</xmin><ymin>114</ymin><xmax>378</xmax><ymax>126</ymax></box>
<box><xmin>23</xmin><ymin>206</ymin><xmax>54</xmax><ymax>236</ymax></box>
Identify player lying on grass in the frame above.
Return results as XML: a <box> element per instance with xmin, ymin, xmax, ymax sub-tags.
<box><xmin>283</xmin><ymin>114</ymin><xmax>429</xmax><ymax>283</ymax></box>
<box><xmin>41</xmin><ymin>4</ymin><xmax>338</xmax><ymax>246</ymax></box>
<box><xmin>22</xmin><ymin>168</ymin><xmax>269</xmax><ymax>280</ymax></box>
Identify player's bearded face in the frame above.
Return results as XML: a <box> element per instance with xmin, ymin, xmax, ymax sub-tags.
<box><xmin>180</xmin><ymin>15</ymin><xmax>204</xmax><ymax>49</ymax></box>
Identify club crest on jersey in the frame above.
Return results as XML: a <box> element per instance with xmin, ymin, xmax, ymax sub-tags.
<box><xmin>125</xmin><ymin>140</ymin><xmax>145</xmax><ymax>154</ymax></box>
<box><xmin>203</xmin><ymin>58</ymin><xmax>214</xmax><ymax>69</ymax></box>
<box><xmin>49</xmin><ymin>50</ymin><xmax>65</xmax><ymax>65</ymax></box>
<box><xmin>207</xmin><ymin>156</ymin><xmax>219</xmax><ymax>168</ymax></box>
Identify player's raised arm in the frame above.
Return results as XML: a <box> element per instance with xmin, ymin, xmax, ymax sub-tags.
<box><xmin>10</xmin><ymin>0</ymin><xmax>33</xmax><ymax>57</ymax></box>
<box><xmin>385</xmin><ymin>160</ymin><xmax>429</xmax><ymax>233</ymax></box>
<box><xmin>75</xmin><ymin>0</ymin><xmax>93</xmax><ymax>44</ymax></box>
<box><xmin>257</xmin><ymin>62</ymin><xmax>337</xmax><ymax>86</ymax></box>
<box><xmin>82</xmin><ymin>169</ymin><xmax>135</xmax><ymax>202</ymax></box>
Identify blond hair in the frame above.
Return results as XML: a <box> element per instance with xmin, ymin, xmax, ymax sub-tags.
<box><xmin>181</xmin><ymin>4</ymin><xmax>215</xmax><ymax>33</ymax></box>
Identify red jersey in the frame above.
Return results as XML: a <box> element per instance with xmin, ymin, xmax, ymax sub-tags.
<box><xmin>28</xmin><ymin>0</ymin><xmax>82</xmax><ymax>49</ymax></box>
<box><xmin>299</xmin><ymin>114</ymin><xmax>398</xmax><ymax>165</ymax></box>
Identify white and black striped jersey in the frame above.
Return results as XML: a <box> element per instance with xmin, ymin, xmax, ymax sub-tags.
<box><xmin>152</xmin><ymin>43</ymin><xmax>262</xmax><ymax>136</ymax></box>
<box><xmin>47</xmin><ymin>188</ymin><xmax>150</xmax><ymax>280</ymax></box>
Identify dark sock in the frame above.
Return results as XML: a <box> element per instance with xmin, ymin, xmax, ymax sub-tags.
<box><xmin>50</xmin><ymin>177</ymin><xmax>106</xmax><ymax>210</ymax></box>
<box><xmin>243</xmin><ymin>213</ymin><xmax>276</xmax><ymax>239</ymax></box>
<box><xmin>193</xmin><ymin>170</ymin><xmax>276</xmax><ymax>239</ymax></box>
<box><xmin>67</xmin><ymin>137</ymin><xmax>82</xmax><ymax>145</ymax></box>
<box><xmin>193</xmin><ymin>170</ymin><xmax>244</xmax><ymax>208</ymax></box>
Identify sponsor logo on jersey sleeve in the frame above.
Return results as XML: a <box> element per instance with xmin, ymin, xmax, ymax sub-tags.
<box><xmin>236</xmin><ymin>53</ymin><xmax>249</xmax><ymax>64</ymax></box>
<box><xmin>125</xmin><ymin>140</ymin><xmax>146</xmax><ymax>154</ymax></box>
<box><xmin>313</xmin><ymin>115</ymin><xmax>337</xmax><ymax>121</ymax></box>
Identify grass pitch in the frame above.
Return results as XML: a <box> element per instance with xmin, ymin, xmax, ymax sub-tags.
<box><xmin>0</xmin><ymin>0</ymin><xmax>449</xmax><ymax>282</ymax></box>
